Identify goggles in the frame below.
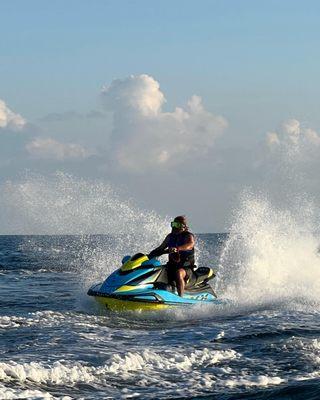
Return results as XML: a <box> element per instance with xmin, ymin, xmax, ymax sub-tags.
<box><xmin>171</xmin><ymin>221</ymin><xmax>186</xmax><ymax>229</ymax></box>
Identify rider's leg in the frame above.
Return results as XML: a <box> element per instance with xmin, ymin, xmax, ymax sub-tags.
<box><xmin>176</xmin><ymin>268</ymin><xmax>186</xmax><ymax>297</ymax></box>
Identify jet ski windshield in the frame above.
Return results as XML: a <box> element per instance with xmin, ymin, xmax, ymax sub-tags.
<box><xmin>121</xmin><ymin>253</ymin><xmax>149</xmax><ymax>272</ymax></box>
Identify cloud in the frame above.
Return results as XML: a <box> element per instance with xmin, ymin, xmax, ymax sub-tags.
<box><xmin>266</xmin><ymin>131</ymin><xmax>280</xmax><ymax>147</ymax></box>
<box><xmin>26</xmin><ymin>137</ymin><xmax>92</xmax><ymax>161</ymax></box>
<box><xmin>0</xmin><ymin>98</ymin><xmax>97</xmax><ymax>173</ymax></box>
<box><xmin>102</xmin><ymin>74</ymin><xmax>165</xmax><ymax>117</ymax></box>
<box><xmin>0</xmin><ymin>99</ymin><xmax>26</xmax><ymax>131</ymax></box>
<box><xmin>304</xmin><ymin>128</ymin><xmax>320</xmax><ymax>146</ymax></box>
<box><xmin>266</xmin><ymin>119</ymin><xmax>320</xmax><ymax>155</ymax></box>
<box><xmin>101</xmin><ymin>74</ymin><xmax>227</xmax><ymax>172</ymax></box>
<box><xmin>261</xmin><ymin>118</ymin><xmax>320</xmax><ymax>200</ymax></box>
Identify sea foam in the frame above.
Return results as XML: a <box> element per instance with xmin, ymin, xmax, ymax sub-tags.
<box><xmin>216</xmin><ymin>191</ymin><xmax>320</xmax><ymax>307</ymax></box>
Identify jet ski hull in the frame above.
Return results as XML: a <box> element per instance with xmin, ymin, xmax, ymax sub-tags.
<box><xmin>93</xmin><ymin>294</ymin><xmax>170</xmax><ymax>312</ymax></box>
<box><xmin>88</xmin><ymin>282</ymin><xmax>222</xmax><ymax>312</ymax></box>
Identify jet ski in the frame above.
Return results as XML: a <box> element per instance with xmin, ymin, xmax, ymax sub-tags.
<box><xmin>87</xmin><ymin>252</ymin><xmax>222</xmax><ymax>312</ymax></box>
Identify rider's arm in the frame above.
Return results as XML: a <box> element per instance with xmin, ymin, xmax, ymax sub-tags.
<box><xmin>148</xmin><ymin>235</ymin><xmax>169</xmax><ymax>258</ymax></box>
<box><xmin>176</xmin><ymin>233</ymin><xmax>195</xmax><ymax>251</ymax></box>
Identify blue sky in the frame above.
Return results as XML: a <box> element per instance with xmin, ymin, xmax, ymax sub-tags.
<box><xmin>2</xmin><ymin>0</ymin><xmax>319</xmax><ymax>121</ymax></box>
<box><xmin>0</xmin><ymin>1</ymin><xmax>320</xmax><ymax>231</ymax></box>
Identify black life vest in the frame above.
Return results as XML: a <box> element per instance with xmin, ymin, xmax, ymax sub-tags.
<box><xmin>167</xmin><ymin>231</ymin><xmax>195</xmax><ymax>265</ymax></box>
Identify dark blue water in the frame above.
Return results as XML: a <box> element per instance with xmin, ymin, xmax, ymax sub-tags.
<box><xmin>0</xmin><ymin>235</ymin><xmax>320</xmax><ymax>399</ymax></box>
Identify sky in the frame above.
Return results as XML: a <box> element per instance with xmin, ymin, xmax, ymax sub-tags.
<box><xmin>0</xmin><ymin>0</ymin><xmax>320</xmax><ymax>232</ymax></box>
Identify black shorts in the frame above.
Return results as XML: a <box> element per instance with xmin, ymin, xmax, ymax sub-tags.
<box><xmin>167</xmin><ymin>264</ymin><xmax>194</xmax><ymax>283</ymax></box>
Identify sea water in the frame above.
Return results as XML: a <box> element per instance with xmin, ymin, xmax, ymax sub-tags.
<box><xmin>0</xmin><ymin>174</ymin><xmax>320</xmax><ymax>399</ymax></box>
<box><xmin>1</xmin><ymin>231</ymin><xmax>320</xmax><ymax>400</ymax></box>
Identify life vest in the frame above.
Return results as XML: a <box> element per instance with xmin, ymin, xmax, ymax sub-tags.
<box><xmin>167</xmin><ymin>231</ymin><xmax>195</xmax><ymax>265</ymax></box>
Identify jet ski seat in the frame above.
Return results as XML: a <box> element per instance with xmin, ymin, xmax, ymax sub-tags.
<box><xmin>153</xmin><ymin>265</ymin><xmax>215</xmax><ymax>292</ymax></box>
<box><xmin>185</xmin><ymin>266</ymin><xmax>215</xmax><ymax>288</ymax></box>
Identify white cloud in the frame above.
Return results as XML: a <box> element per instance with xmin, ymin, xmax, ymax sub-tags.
<box><xmin>304</xmin><ymin>128</ymin><xmax>320</xmax><ymax>146</ymax></box>
<box><xmin>102</xmin><ymin>74</ymin><xmax>165</xmax><ymax>117</ymax></box>
<box><xmin>101</xmin><ymin>74</ymin><xmax>227</xmax><ymax>172</ymax></box>
<box><xmin>282</xmin><ymin>119</ymin><xmax>301</xmax><ymax>140</ymax></box>
<box><xmin>266</xmin><ymin>118</ymin><xmax>320</xmax><ymax>155</ymax></box>
<box><xmin>26</xmin><ymin>137</ymin><xmax>91</xmax><ymax>161</ymax></box>
<box><xmin>266</xmin><ymin>131</ymin><xmax>280</xmax><ymax>147</ymax></box>
<box><xmin>0</xmin><ymin>99</ymin><xmax>26</xmax><ymax>131</ymax></box>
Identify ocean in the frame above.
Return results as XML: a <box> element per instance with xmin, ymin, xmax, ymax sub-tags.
<box><xmin>1</xmin><ymin>233</ymin><xmax>320</xmax><ymax>400</ymax></box>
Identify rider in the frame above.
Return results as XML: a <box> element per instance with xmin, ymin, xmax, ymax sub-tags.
<box><xmin>148</xmin><ymin>216</ymin><xmax>195</xmax><ymax>297</ymax></box>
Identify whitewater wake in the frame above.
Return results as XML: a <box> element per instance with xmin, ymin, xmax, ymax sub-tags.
<box><xmin>216</xmin><ymin>191</ymin><xmax>320</xmax><ymax>309</ymax></box>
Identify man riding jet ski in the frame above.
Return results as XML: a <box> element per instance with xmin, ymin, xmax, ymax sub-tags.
<box><xmin>148</xmin><ymin>215</ymin><xmax>196</xmax><ymax>297</ymax></box>
<box><xmin>87</xmin><ymin>216</ymin><xmax>221</xmax><ymax>312</ymax></box>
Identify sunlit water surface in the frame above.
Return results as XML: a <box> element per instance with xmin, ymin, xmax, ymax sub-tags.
<box><xmin>1</xmin><ymin>234</ymin><xmax>320</xmax><ymax>400</ymax></box>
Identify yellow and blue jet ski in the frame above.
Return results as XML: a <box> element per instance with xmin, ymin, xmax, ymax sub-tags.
<box><xmin>87</xmin><ymin>253</ymin><xmax>222</xmax><ymax>312</ymax></box>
